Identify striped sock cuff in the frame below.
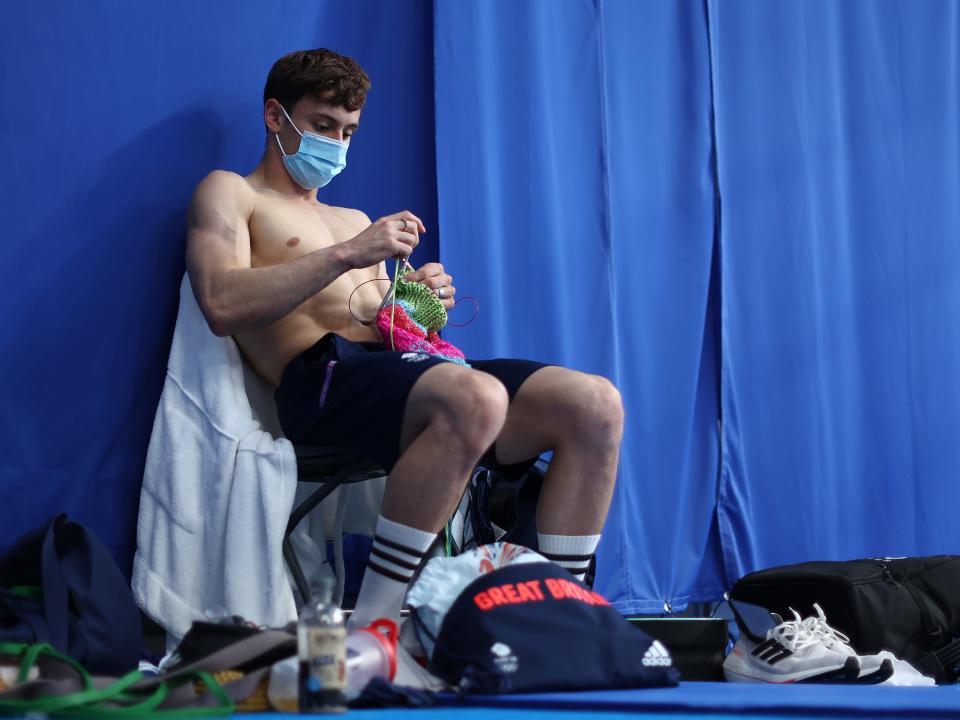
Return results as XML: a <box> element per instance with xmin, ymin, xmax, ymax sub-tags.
<box><xmin>365</xmin><ymin>516</ymin><xmax>436</xmax><ymax>584</ymax></box>
<box><xmin>540</xmin><ymin>554</ymin><xmax>591</xmax><ymax>579</ymax></box>
<box><xmin>539</xmin><ymin>551</ymin><xmax>593</xmax><ymax>577</ymax></box>
<box><xmin>367</xmin><ymin>536</ymin><xmax>425</xmax><ymax>583</ymax></box>
<box><xmin>538</xmin><ymin>532</ymin><xmax>601</xmax><ymax>580</ymax></box>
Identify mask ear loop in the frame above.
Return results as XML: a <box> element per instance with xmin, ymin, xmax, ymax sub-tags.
<box><xmin>274</xmin><ymin>104</ymin><xmax>303</xmax><ymax>157</ymax></box>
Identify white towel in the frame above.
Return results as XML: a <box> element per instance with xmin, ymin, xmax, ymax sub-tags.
<box><xmin>132</xmin><ymin>275</ymin><xmax>298</xmax><ymax>639</ymax></box>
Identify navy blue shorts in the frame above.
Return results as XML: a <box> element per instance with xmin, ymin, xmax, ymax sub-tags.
<box><xmin>274</xmin><ymin>333</ymin><xmax>550</xmax><ymax>474</ymax></box>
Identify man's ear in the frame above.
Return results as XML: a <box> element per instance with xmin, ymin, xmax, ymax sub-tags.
<box><xmin>264</xmin><ymin>98</ymin><xmax>285</xmax><ymax>134</ymax></box>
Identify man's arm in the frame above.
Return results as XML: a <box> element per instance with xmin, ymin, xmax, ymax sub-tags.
<box><xmin>186</xmin><ymin>171</ymin><xmax>422</xmax><ymax>336</ymax></box>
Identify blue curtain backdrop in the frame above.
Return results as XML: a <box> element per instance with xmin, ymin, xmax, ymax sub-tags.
<box><xmin>435</xmin><ymin>0</ymin><xmax>960</xmax><ymax>612</ymax></box>
<box><xmin>2</xmin><ymin>0</ymin><xmax>959</xmax><ymax>614</ymax></box>
<box><xmin>433</xmin><ymin>0</ymin><xmax>724</xmax><ymax>613</ymax></box>
<box><xmin>710</xmin><ymin>0</ymin><xmax>960</xmax><ymax>579</ymax></box>
<box><xmin>0</xmin><ymin>0</ymin><xmax>438</xmax><ymax>570</ymax></box>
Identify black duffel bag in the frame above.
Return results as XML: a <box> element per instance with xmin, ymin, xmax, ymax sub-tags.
<box><xmin>730</xmin><ymin>556</ymin><xmax>960</xmax><ymax>683</ymax></box>
<box><xmin>0</xmin><ymin>514</ymin><xmax>142</xmax><ymax>675</ymax></box>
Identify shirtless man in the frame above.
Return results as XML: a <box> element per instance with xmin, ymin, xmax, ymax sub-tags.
<box><xmin>186</xmin><ymin>49</ymin><xmax>623</xmax><ymax>628</ymax></box>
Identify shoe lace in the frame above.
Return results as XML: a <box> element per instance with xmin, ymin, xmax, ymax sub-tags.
<box><xmin>801</xmin><ymin>603</ymin><xmax>853</xmax><ymax>650</ymax></box>
<box><xmin>767</xmin><ymin>608</ymin><xmax>821</xmax><ymax>651</ymax></box>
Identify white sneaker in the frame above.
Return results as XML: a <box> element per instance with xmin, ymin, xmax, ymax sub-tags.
<box><xmin>724</xmin><ymin>608</ymin><xmax>860</xmax><ymax>683</ymax></box>
<box><xmin>802</xmin><ymin>603</ymin><xmax>894</xmax><ymax>684</ymax></box>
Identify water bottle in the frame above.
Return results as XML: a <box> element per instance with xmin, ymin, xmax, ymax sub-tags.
<box><xmin>345</xmin><ymin>618</ymin><xmax>398</xmax><ymax>699</ymax></box>
<box><xmin>298</xmin><ymin>580</ymin><xmax>346</xmax><ymax>714</ymax></box>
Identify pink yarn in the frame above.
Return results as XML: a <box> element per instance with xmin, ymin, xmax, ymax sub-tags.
<box><xmin>376</xmin><ymin>304</ymin><xmax>468</xmax><ymax>364</ymax></box>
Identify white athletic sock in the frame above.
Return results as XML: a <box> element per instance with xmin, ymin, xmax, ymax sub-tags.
<box><xmin>537</xmin><ymin>532</ymin><xmax>601</xmax><ymax>582</ymax></box>
<box><xmin>349</xmin><ymin>516</ymin><xmax>436</xmax><ymax>629</ymax></box>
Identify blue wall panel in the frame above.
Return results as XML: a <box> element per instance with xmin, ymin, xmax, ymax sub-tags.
<box><xmin>0</xmin><ymin>0</ymin><xmax>437</xmax><ymax>569</ymax></box>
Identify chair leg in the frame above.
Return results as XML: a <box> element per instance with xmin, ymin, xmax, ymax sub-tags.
<box><xmin>285</xmin><ymin>478</ymin><xmax>346</xmax><ymax>536</ymax></box>
<box><xmin>283</xmin><ymin>464</ymin><xmax>380</xmax><ymax>605</ymax></box>
<box><xmin>283</xmin><ymin>535</ymin><xmax>312</xmax><ymax>606</ymax></box>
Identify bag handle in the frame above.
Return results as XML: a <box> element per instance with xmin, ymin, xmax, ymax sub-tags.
<box><xmin>40</xmin><ymin>515</ymin><xmax>71</xmax><ymax>653</ymax></box>
<box><xmin>934</xmin><ymin>637</ymin><xmax>960</xmax><ymax>682</ymax></box>
<box><xmin>913</xmin><ymin>636</ymin><xmax>960</xmax><ymax>685</ymax></box>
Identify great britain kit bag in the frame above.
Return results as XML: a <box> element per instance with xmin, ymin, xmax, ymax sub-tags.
<box><xmin>405</xmin><ymin>543</ymin><xmax>679</xmax><ymax>693</ymax></box>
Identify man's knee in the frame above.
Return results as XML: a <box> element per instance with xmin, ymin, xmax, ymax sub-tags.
<box><xmin>439</xmin><ymin>370</ymin><xmax>509</xmax><ymax>454</ymax></box>
<box><xmin>565</xmin><ymin>374</ymin><xmax>624</xmax><ymax>446</ymax></box>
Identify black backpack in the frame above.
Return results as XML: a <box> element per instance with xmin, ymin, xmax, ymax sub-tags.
<box><xmin>730</xmin><ymin>556</ymin><xmax>960</xmax><ymax>683</ymax></box>
<box><xmin>0</xmin><ymin>514</ymin><xmax>142</xmax><ymax>675</ymax></box>
<box><xmin>462</xmin><ymin>460</ymin><xmax>597</xmax><ymax>587</ymax></box>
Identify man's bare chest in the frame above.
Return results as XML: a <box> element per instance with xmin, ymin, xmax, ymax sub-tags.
<box><xmin>248</xmin><ymin>201</ymin><xmax>348</xmax><ymax>266</ymax></box>
<box><xmin>245</xmin><ymin>197</ymin><xmax>381</xmax><ymax>307</ymax></box>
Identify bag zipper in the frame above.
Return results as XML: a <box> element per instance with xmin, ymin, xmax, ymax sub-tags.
<box><xmin>849</xmin><ymin>571</ymin><xmax>884</xmax><ymax>585</ymax></box>
<box><xmin>874</xmin><ymin>560</ymin><xmax>942</xmax><ymax>640</ymax></box>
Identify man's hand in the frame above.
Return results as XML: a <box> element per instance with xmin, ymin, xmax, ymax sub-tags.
<box><xmin>342</xmin><ymin>210</ymin><xmax>425</xmax><ymax>269</ymax></box>
<box><xmin>406</xmin><ymin>262</ymin><xmax>456</xmax><ymax>310</ymax></box>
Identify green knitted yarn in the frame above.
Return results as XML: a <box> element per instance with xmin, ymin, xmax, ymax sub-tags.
<box><xmin>395</xmin><ymin>266</ymin><xmax>448</xmax><ymax>332</ymax></box>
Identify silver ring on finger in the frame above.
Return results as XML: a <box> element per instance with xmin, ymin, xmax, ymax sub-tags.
<box><xmin>437</xmin><ymin>287</ymin><xmax>445</xmax><ymax>300</ymax></box>
<box><xmin>401</xmin><ymin>219</ymin><xmax>411</xmax><ymax>233</ymax></box>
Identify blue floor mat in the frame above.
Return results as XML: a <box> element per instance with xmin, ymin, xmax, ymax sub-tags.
<box><xmin>250</xmin><ymin>713</ymin><xmax>759</xmax><ymax>720</ymax></box>
<box><xmin>244</xmin><ymin>682</ymin><xmax>960</xmax><ymax>719</ymax></box>
<box><xmin>444</xmin><ymin>681</ymin><xmax>960</xmax><ymax>717</ymax></box>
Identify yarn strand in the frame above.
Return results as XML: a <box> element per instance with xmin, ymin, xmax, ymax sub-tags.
<box><xmin>388</xmin><ymin>256</ymin><xmax>401</xmax><ymax>350</ymax></box>
<box><xmin>445</xmin><ymin>296</ymin><xmax>480</xmax><ymax>327</ymax></box>
<box><xmin>347</xmin><ymin>277</ymin><xmax>392</xmax><ymax>325</ymax></box>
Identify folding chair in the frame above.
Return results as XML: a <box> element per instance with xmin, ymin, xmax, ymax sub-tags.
<box><xmin>283</xmin><ymin>448</ymin><xmax>551</xmax><ymax>605</ymax></box>
<box><xmin>283</xmin><ymin>445</ymin><xmax>384</xmax><ymax>606</ymax></box>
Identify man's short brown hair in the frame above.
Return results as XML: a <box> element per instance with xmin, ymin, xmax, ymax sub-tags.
<box><xmin>263</xmin><ymin>48</ymin><xmax>370</xmax><ymax>113</ymax></box>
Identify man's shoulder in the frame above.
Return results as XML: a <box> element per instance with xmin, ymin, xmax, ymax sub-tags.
<box><xmin>194</xmin><ymin>169</ymin><xmax>254</xmax><ymax>197</ymax></box>
<box><xmin>189</xmin><ymin>170</ymin><xmax>256</xmax><ymax>220</ymax></box>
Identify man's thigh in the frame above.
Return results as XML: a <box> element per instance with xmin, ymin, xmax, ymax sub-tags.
<box><xmin>398</xmin><ymin>357</ymin><xmax>551</xmax><ymax>453</ymax></box>
<box><xmin>408</xmin><ymin>358</ymin><xmax>554</xmax><ymax>471</ymax></box>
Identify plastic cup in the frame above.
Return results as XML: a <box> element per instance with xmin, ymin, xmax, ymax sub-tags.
<box><xmin>345</xmin><ymin>618</ymin><xmax>398</xmax><ymax>699</ymax></box>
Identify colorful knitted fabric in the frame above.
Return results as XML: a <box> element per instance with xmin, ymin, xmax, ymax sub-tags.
<box><xmin>376</xmin><ymin>266</ymin><xmax>469</xmax><ymax>365</ymax></box>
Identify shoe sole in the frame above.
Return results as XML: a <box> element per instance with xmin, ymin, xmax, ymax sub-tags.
<box><xmin>852</xmin><ymin>658</ymin><xmax>895</xmax><ymax>685</ymax></box>
<box><xmin>724</xmin><ymin>656</ymin><xmax>860</xmax><ymax>684</ymax></box>
<box><xmin>798</xmin><ymin>656</ymin><xmax>862</xmax><ymax>683</ymax></box>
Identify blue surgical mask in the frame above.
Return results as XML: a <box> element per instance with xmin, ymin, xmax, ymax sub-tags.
<box><xmin>275</xmin><ymin>105</ymin><xmax>348</xmax><ymax>189</ymax></box>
